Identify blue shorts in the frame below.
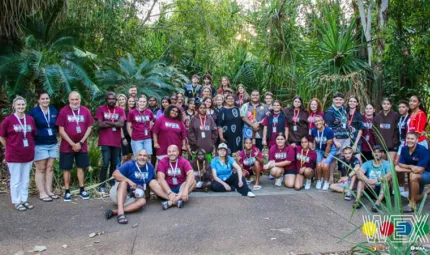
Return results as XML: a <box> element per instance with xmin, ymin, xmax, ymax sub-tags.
<box><xmin>35</xmin><ymin>144</ymin><xmax>59</xmax><ymax>161</ymax></box>
<box><xmin>131</xmin><ymin>139</ymin><xmax>153</xmax><ymax>156</ymax></box>
<box><xmin>315</xmin><ymin>146</ymin><xmax>336</xmax><ymax>165</ymax></box>
<box><xmin>420</xmin><ymin>171</ymin><xmax>430</xmax><ymax>194</ymax></box>
<box><xmin>170</xmin><ymin>184</ymin><xmax>182</xmax><ymax>194</ymax></box>
<box><xmin>284</xmin><ymin>170</ymin><xmax>297</xmax><ymax>175</ymax></box>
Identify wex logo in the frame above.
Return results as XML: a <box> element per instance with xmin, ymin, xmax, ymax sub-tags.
<box><xmin>361</xmin><ymin>214</ymin><xmax>429</xmax><ymax>244</ymax></box>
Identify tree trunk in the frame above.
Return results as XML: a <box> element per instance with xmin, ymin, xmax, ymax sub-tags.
<box><xmin>375</xmin><ymin>0</ymin><xmax>389</xmax><ymax>105</ymax></box>
<box><xmin>357</xmin><ymin>0</ymin><xmax>374</xmax><ymax>67</ymax></box>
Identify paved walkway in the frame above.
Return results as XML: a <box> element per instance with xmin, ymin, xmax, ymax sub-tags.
<box><xmin>0</xmin><ymin>177</ymin><xmax>428</xmax><ymax>255</ymax></box>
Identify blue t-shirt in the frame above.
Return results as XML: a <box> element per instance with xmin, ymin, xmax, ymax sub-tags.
<box><xmin>362</xmin><ymin>160</ymin><xmax>390</xmax><ymax>186</ymax></box>
<box><xmin>211</xmin><ymin>156</ymin><xmax>235</xmax><ymax>181</ymax></box>
<box><xmin>399</xmin><ymin>144</ymin><xmax>430</xmax><ymax>172</ymax></box>
<box><xmin>311</xmin><ymin>127</ymin><xmax>335</xmax><ymax>151</ymax></box>
<box><xmin>119</xmin><ymin>160</ymin><xmax>155</xmax><ymax>189</ymax></box>
<box><xmin>28</xmin><ymin>106</ymin><xmax>58</xmax><ymax>145</ymax></box>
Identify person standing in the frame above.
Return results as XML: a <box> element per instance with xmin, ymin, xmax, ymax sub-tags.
<box><xmin>262</xmin><ymin>100</ymin><xmax>288</xmax><ymax>148</ymax></box>
<box><xmin>0</xmin><ymin>96</ymin><xmax>37</xmax><ymax>211</ymax></box>
<box><xmin>346</xmin><ymin>96</ymin><xmax>364</xmax><ymax>162</ymax></box>
<box><xmin>217</xmin><ymin>76</ymin><xmax>231</xmax><ymax>95</ymax></box>
<box><xmin>407</xmin><ymin>95</ymin><xmax>428</xmax><ymax>149</ymax></box>
<box><xmin>234</xmin><ymin>84</ymin><xmax>250</xmax><ymax>107</ymax></box>
<box><xmin>306</xmin><ymin>98</ymin><xmax>324</xmax><ymax>147</ymax></box>
<box><xmin>264</xmin><ymin>92</ymin><xmax>274</xmax><ymax>110</ymax></box>
<box><xmin>184</xmin><ymin>98</ymin><xmax>196</xmax><ymax>129</ymax></box>
<box><xmin>148</xmin><ymin>96</ymin><xmax>159</xmax><ymax>115</ymax></box>
<box><xmin>56</xmin><ymin>91</ymin><xmax>94</xmax><ymax>202</ymax></box>
<box><xmin>284</xmin><ymin>96</ymin><xmax>309</xmax><ymax>146</ymax></box>
<box><xmin>128</xmin><ymin>86</ymin><xmax>137</xmax><ymax>101</ymax></box>
<box><xmin>117</xmin><ymin>94</ymin><xmax>132</xmax><ymax>165</ymax></box>
<box><xmin>28</xmin><ymin>92</ymin><xmax>59</xmax><ymax>201</ymax></box>
<box><xmin>128</xmin><ymin>96</ymin><xmax>154</xmax><ymax>156</ymax></box>
<box><xmin>185</xmin><ymin>74</ymin><xmax>202</xmax><ymax>99</ymax></box>
<box><xmin>188</xmin><ymin>103</ymin><xmax>218</xmax><ymax>157</ymax></box>
<box><xmin>95</xmin><ymin>92</ymin><xmax>126</xmax><ymax>194</ymax></box>
<box><xmin>361</xmin><ymin>103</ymin><xmax>376</xmax><ymax>162</ymax></box>
<box><xmin>217</xmin><ymin>94</ymin><xmax>243</xmax><ymax>154</ymax></box>
<box><xmin>155</xmin><ymin>96</ymin><xmax>171</xmax><ymax>120</ymax></box>
<box><xmin>202</xmin><ymin>74</ymin><xmax>217</xmax><ymax>97</ymax></box>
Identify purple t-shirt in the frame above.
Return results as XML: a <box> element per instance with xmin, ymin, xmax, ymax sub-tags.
<box><xmin>152</xmin><ymin>115</ymin><xmax>187</xmax><ymax>156</ymax></box>
<box><xmin>56</xmin><ymin>105</ymin><xmax>94</xmax><ymax>153</ymax></box>
<box><xmin>128</xmin><ymin>108</ymin><xmax>154</xmax><ymax>140</ymax></box>
<box><xmin>295</xmin><ymin>146</ymin><xmax>317</xmax><ymax>170</ymax></box>
<box><xmin>95</xmin><ymin>105</ymin><xmax>126</xmax><ymax>147</ymax></box>
<box><xmin>237</xmin><ymin>147</ymin><xmax>263</xmax><ymax>171</ymax></box>
<box><xmin>0</xmin><ymin>114</ymin><xmax>36</xmax><ymax>163</ymax></box>
<box><xmin>157</xmin><ymin>156</ymin><xmax>192</xmax><ymax>188</ymax></box>
<box><xmin>269</xmin><ymin>144</ymin><xmax>295</xmax><ymax>171</ymax></box>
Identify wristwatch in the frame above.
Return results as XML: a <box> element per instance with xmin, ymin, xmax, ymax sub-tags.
<box><xmin>79</xmin><ymin>141</ymin><xmax>84</xmax><ymax>146</ymax></box>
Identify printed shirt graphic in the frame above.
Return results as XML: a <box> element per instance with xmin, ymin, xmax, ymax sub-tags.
<box><xmin>0</xmin><ymin>114</ymin><xmax>36</xmax><ymax>163</ymax></box>
<box><xmin>157</xmin><ymin>157</ymin><xmax>192</xmax><ymax>188</ymax></box>
<box><xmin>152</xmin><ymin>115</ymin><xmax>187</xmax><ymax>156</ymax></box>
<box><xmin>96</xmin><ymin>105</ymin><xmax>126</xmax><ymax>147</ymax></box>
<box><xmin>269</xmin><ymin>144</ymin><xmax>296</xmax><ymax>170</ymax></box>
<box><xmin>311</xmin><ymin>127</ymin><xmax>335</xmax><ymax>151</ymax></box>
<box><xmin>56</xmin><ymin>105</ymin><xmax>94</xmax><ymax>153</ymax></box>
<box><xmin>119</xmin><ymin>160</ymin><xmax>155</xmax><ymax>190</ymax></box>
<box><xmin>238</xmin><ymin>147</ymin><xmax>263</xmax><ymax>170</ymax></box>
<box><xmin>362</xmin><ymin>160</ymin><xmax>390</xmax><ymax>186</ymax></box>
<box><xmin>295</xmin><ymin>146</ymin><xmax>317</xmax><ymax>169</ymax></box>
<box><xmin>128</xmin><ymin>108</ymin><xmax>154</xmax><ymax>140</ymax></box>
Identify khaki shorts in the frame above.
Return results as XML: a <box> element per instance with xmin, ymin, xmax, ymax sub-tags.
<box><xmin>109</xmin><ymin>182</ymin><xmax>136</xmax><ymax>206</ymax></box>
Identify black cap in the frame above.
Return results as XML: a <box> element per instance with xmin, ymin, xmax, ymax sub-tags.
<box><xmin>333</xmin><ymin>92</ymin><xmax>344</xmax><ymax>99</ymax></box>
<box><xmin>373</xmin><ymin>145</ymin><xmax>385</xmax><ymax>152</ymax></box>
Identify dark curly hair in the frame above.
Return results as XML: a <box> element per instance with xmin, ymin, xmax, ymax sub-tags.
<box><xmin>164</xmin><ymin>105</ymin><xmax>182</xmax><ymax>121</ymax></box>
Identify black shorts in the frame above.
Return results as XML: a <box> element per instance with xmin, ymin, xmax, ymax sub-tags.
<box><xmin>121</xmin><ymin>136</ymin><xmax>132</xmax><ymax>155</ymax></box>
<box><xmin>284</xmin><ymin>170</ymin><xmax>297</xmax><ymax>175</ymax></box>
<box><xmin>365</xmin><ymin>185</ymin><xmax>381</xmax><ymax>199</ymax></box>
<box><xmin>59</xmin><ymin>152</ymin><xmax>90</xmax><ymax>170</ymax></box>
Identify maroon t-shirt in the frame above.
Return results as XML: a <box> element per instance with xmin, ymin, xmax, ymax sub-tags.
<box><xmin>95</xmin><ymin>105</ymin><xmax>126</xmax><ymax>147</ymax></box>
<box><xmin>56</xmin><ymin>105</ymin><xmax>94</xmax><ymax>153</ymax></box>
<box><xmin>295</xmin><ymin>146</ymin><xmax>317</xmax><ymax>170</ymax></box>
<box><xmin>361</xmin><ymin>115</ymin><xmax>375</xmax><ymax>152</ymax></box>
<box><xmin>0</xmin><ymin>114</ymin><xmax>36</xmax><ymax>163</ymax></box>
<box><xmin>157</xmin><ymin>156</ymin><xmax>192</xmax><ymax>188</ymax></box>
<box><xmin>262</xmin><ymin>113</ymin><xmax>288</xmax><ymax>148</ymax></box>
<box><xmin>128</xmin><ymin>108</ymin><xmax>154</xmax><ymax>141</ymax></box>
<box><xmin>152</xmin><ymin>115</ymin><xmax>187</xmax><ymax>156</ymax></box>
<box><xmin>237</xmin><ymin>147</ymin><xmax>263</xmax><ymax>171</ymax></box>
<box><xmin>269</xmin><ymin>144</ymin><xmax>295</xmax><ymax>171</ymax></box>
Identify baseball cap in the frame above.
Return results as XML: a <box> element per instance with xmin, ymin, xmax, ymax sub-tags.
<box><xmin>218</xmin><ymin>143</ymin><xmax>228</xmax><ymax>150</ymax></box>
<box><xmin>372</xmin><ymin>145</ymin><xmax>385</xmax><ymax>152</ymax></box>
<box><xmin>333</xmin><ymin>92</ymin><xmax>345</xmax><ymax>99</ymax></box>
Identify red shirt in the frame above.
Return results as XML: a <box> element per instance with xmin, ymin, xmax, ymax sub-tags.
<box><xmin>95</xmin><ymin>105</ymin><xmax>126</xmax><ymax>147</ymax></box>
<box><xmin>408</xmin><ymin>110</ymin><xmax>427</xmax><ymax>142</ymax></box>
<box><xmin>295</xmin><ymin>146</ymin><xmax>317</xmax><ymax>170</ymax></box>
<box><xmin>56</xmin><ymin>105</ymin><xmax>94</xmax><ymax>153</ymax></box>
<box><xmin>157</xmin><ymin>156</ymin><xmax>192</xmax><ymax>188</ymax></box>
<box><xmin>128</xmin><ymin>108</ymin><xmax>154</xmax><ymax>141</ymax></box>
<box><xmin>262</xmin><ymin>113</ymin><xmax>288</xmax><ymax>148</ymax></box>
<box><xmin>152</xmin><ymin>115</ymin><xmax>187</xmax><ymax>156</ymax></box>
<box><xmin>269</xmin><ymin>144</ymin><xmax>296</xmax><ymax>171</ymax></box>
<box><xmin>237</xmin><ymin>147</ymin><xmax>263</xmax><ymax>171</ymax></box>
<box><xmin>0</xmin><ymin>114</ymin><xmax>36</xmax><ymax>163</ymax></box>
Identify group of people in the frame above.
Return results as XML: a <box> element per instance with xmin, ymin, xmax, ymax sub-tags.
<box><xmin>0</xmin><ymin>74</ymin><xmax>429</xmax><ymax>224</ymax></box>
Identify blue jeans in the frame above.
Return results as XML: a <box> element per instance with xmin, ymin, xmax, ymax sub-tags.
<box><xmin>131</xmin><ymin>139</ymin><xmax>153</xmax><ymax>156</ymax></box>
<box><xmin>100</xmin><ymin>146</ymin><xmax>120</xmax><ymax>188</ymax></box>
<box><xmin>315</xmin><ymin>145</ymin><xmax>337</xmax><ymax>165</ymax></box>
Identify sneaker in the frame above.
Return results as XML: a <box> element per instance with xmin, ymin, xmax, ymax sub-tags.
<box><xmin>399</xmin><ymin>187</ymin><xmax>405</xmax><ymax>193</ymax></box>
<box><xmin>97</xmin><ymin>187</ymin><xmax>106</xmax><ymax>195</ymax></box>
<box><xmin>344</xmin><ymin>193</ymin><xmax>352</xmax><ymax>201</ymax></box>
<box><xmin>177</xmin><ymin>200</ymin><xmax>184</xmax><ymax>208</ymax></box>
<box><xmin>315</xmin><ymin>180</ymin><xmax>322</xmax><ymax>190</ymax></box>
<box><xmin>322</xmin><ymin>181</ymin><xmax>330</xmax><ymax>191</ymax></box>
<box><xmin>372</xmin><ymin>204</ymin><xmax>381</xmax><ymax>213</ymax></box>
<box><xmin>400</xmin><ymin>191</ymin><xmax>409</xmax><ymax>198</ymax></box>
<box><xmin>64</xmin><ymin>192</ymin><xmax>72</xmax><ymax>202</ymax></box>
<box><xmin>353</xmin><ymin>201</ymin><xmax>362</xmax><ymax>209</ymax></box>
<box><xmin>275</xmin><ymin>178</ymin><xmax>282</xmax><ymax>187</ymax></box>
<box><xmin>247</xmin><ymin>192</ymin><xmax>256</xmax><ymax>198</ymax></box>
<box><xmin>304</xmin><ymin>179</ymin><xmax>312</xmax><ymax>190</ymax></box>
<box><xmin>268</xmin><ymin>175</ymin><xmax>275</xmax><ymax>180</ymax></box>
<box><xmin>80</xmin><ymin>190</ymin><xmax>90</xmax><ymax>200</ymax></box>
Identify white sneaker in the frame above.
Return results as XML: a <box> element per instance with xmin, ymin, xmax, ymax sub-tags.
<box><xmin>399</xmin><ymin>187</ymin><xmax>405</xmax><ymax>193</ymax></box>
<box><xmin>316</xmin><ymin>180</ymin><xmax>323</xmax><ymax>190</ymax></box>
<box><xmin>322</xmin><ymin>181</ymin><xmax>330</xmax><ymax>191</ymax></box>
<box><xmin>247</xmin><ymin>192</ymin><xmax>256</xmax><ymax>198</ymax></box>
<box><xmin>275</xmin><ymin>178</ymin><xmax>282</xmax><ymax>187</ymax></box>
<box><xmin>268</xmin><ymin>175</ymin><xmax>275</xmax><ymax>180</ymax></box>
<box><xmin>401</xmin><ymin>191</ymin><xmax>409</xmax><ymax>198</ymax></box>
<box><xmin>304</xmin><ymin>179</ymin><xmax>312</xmax><ymax>190</ymax></box>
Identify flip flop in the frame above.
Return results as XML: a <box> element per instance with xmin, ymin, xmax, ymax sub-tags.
<box><xmin>22</xmin><ymin>202</ymin><xmax>34</xmax><ymax>209</ymax></box>
<box><xmin>403</xmin><ymin>205</ymin><xmax>415</xmax><ymax>213</ymax></box>
<box><xmin>253</xmin><ymin>185</ymin><xmax>262</xmax><ymax>191</ymax></box>
<box><xmin>48</xmin><ymin>194</ymin><xmax>60</xmax><ymax>199</ymax></box>
<box><xmin>161</xmin><ymin>201</ymin><xmax>171</xmax><ymax>210</ymax></box>
<box><xmin>39</xmin><ymin>196</ymin><xmax>53</xmax><ymax>202</ymax></box>
<box><xmin>15</xmin><ymin>203</ymin><xmax>27</xmax><ymax>211</ymax></box>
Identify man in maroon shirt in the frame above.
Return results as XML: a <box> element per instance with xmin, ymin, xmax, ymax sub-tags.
<box><xmin>95</xmin><ymin>92</ymin><xmax>126</xmax><ymax>195</ymax></box>
<box><xmin>56</xmin><ymin>91</ymin><xmax>94</xmax><ymax>202</ymax></box>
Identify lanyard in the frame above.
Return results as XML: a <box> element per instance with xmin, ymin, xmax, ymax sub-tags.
<box><xmin>239</xmin><ymin>94</ymin><xmax>243</xmax><ymax>106</ymax></box>
<box><xmin>245</xmin><ymin>149</ymin><xmax>253</xmax><ymax>160</ymax></box>
<box><xmin>71</xmin><ymin>106</ymin><xmax>80</xmax><ymax>126</ymax></box>
<box><xmin>333</xmin><ymin>105</ymin><xmax>346</xmax><ymax>124</ymax></box>
<box><xmin>199</xmin><ymin>115</ymin><xmax>207</xmax><ymax>130</ymax></box>
<box><xmin>308</xmin><ymin>113</ymin><xmax>315</xmax><ymax>129</ymax></box>
<box><xmin>169</xmin><ymin>160</ymin><xmax>179</xmax><ymax>177</ymax></box>
<box><xmin>106</xmin><ymin>105</ymin><xmax>116</xmax><ymax>122</ymax></box>
<box><xmin>135</xmin><ymin>161</ymin><xmax>148</xmax><ymax>184</ymax></box>
<box><xmin>300</xmin><ymin>148</ymin><xmax>310</xmax><ymax>167</ymax></box>
<box><xmin>398</xmin><ymin>114</ymin><xmax>409</xmax><ymax>139</ymax></box>
<box><xmin>40</xmin><ymin>106</ymin><xmax>50</xmax><ymax>128</ymax></box>
<box><xmin>273</xmin><ymin>114</ymin><xmax>279</xmax><ymax>124</ymax></box>
<box><xmin>14</xmin><ymin>113</ymin><xmax>27</xmax><ymax>138</ymax></box>
<box><xmin>317</xmin><ymin>127</ymin><xmax>324</xmax><ymax>150</ymax></box>
<box><xmin>197</xmin><ymin>160</ymin><xmax>205</xmax><ymax>178</ymax></box>
<box><xmin>293</xmin><ymin>109</ymin><xmax>300</xmax><ymax>125</ymax></box>
<box><xmin>348</xmin><ymin>110</ymin><xmax>355</xmax><ymax>127</ymax></box>
<box><xmin>138</xmin><ymin>108</ymin><xmax>149</xmax><ymax>126</ymax></box>
<box><xmin>191</xmin><ymin>85</ymin><xmax>198</xmax><ymax>96</ymax></box>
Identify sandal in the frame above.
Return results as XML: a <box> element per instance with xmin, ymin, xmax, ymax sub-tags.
<box><xmin>15</xmin><ymin>203</ymin><xmax>27</xmax><ymax>211</ymax></box>
<box><xmin>253</xmin><ymin>185</ymin><xmax>262</xmax><ymax>191</ymax></box>
<box><xmin>403</xmin><ymin>205</ymin><xmax>415</xmax><ymax>213</ymax></box>
<box><xmin>117</xmin><ymin>214</ymin><xmax>128</xmax><ymax>224</ymax></box>
<box><xmin>150</xmin><ymin>192</ymin><xmax>158</xmax><ymax>200</ymax></box>
<box><xmin>22</xmin><ymin>202</ymin><xmax>34</xmax><ymax>210</ymax></box>
<box><xmin>176</xmin><ymin>200</ymin><xmax>184</xmax><ymax>208</ymax></box>
<box><xmin>40</xmin><ymin>196</ymin><xmax>53</xmax><ymax>202</ymax></box>
<box><xmin>48</xmin><ymin>194</ymin><xmax>60</xmax><ymax>199</ymax></box>
<box><xmin>105</xmin><ymin>209</ymin><xmax>114</xmax><ymax>220</ymax></box>
<box><xmin>161</xmin><ymin>201</ymin><xmax>171</xmax><ymax>210</ymax></box>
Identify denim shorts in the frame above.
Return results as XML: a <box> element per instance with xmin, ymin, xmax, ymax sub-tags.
<box><xmin>315</xmin><ymin>146</ymin><xmax>337</xmax><ymax>165</ymax></box>
<box><xmin>35</xmin><ymin>144</ymin><xmax>59</xmax><ymax>161</ymax></box>
<box><xmin>420</xmin><ymin>171</ymin><xmax>430</xmax><ymax>194</ymax></box>
<box><xmin>131</xmin><ymin>139</ymin><xmax>153</xmax><ymax>156</ymax></box>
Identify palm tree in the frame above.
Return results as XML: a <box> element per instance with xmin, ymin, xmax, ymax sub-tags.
<box><xmin>96</xmin><ymin>53</ymin><xmax>188</xmax><ymax>99</ymax></box>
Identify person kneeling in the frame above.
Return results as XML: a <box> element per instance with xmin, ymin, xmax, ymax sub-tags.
<box><xmin>211</xmin><ymin>143</ymin><xmax>255</xmax><ymax>197</ymax></box>
<box><xmin>355</xmin><ymin>145</ymin><xmax>391</xmax><ymax>211</ymax></box>
<box><xmin>295</xmin><ymin>136</ymin><xmax>317</xmax><ymax>190</ymax></box>
<box><xmin>106</xmin><ymin>149</ymin><xmax>168</xmax><ymax>224</ymax></box>
<box><xmin>157</xmin><ymin>145</ymin><xmax>196</xmax><ymax>210</ymax></box>
<box><xmin>190</xmin><ymin>149</ymin><xmax>212</xmax><ymax>192</ymax></box>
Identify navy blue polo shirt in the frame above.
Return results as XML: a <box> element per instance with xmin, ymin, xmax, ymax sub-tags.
<box><xmin>28</xmin><ymin>106</ymin><xmax>58</xmax><ymax>145</ymax></box>
<box><xmin>399</xmin><ymin>144</ymin><xmax>430</xmax><ymax>172</ymax></box>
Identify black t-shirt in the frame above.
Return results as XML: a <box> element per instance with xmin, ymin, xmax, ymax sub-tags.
<box><xmin>337</xmin><ymin>156</ymin><xmax>360</xmax><ymax>177</ymax></box>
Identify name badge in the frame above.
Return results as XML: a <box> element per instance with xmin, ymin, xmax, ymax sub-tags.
<box><xmin>308</xmin><ymin>129</ymin><xmax>312</xmax><ymax>135</ymax></box>
<box><xmin>76</xmin><ymin>126</ymin><xmax>82</xmax><ymax>133</ymax></box>
<box><xmin>201</xmin><ymin>132</ymin><xmax>206</xmax><ymax>138</ymax></box>
<box><xmin>112</xmin><ymin>127</ymin><xmax>117</xmax><ymax>132</ymax></box>
<box><xmin>47</xmin><ymin>128</ymin><xmax>53</xmax><ymax>136</ymax></box>
<box><xmin>272</xmin><ymin>127</ymin><xmax>277</xmax><ymax>133</ymax></box>
<box><xmin>196</xmin><ymin>181</ymin><xmax>203</xmax><ymax>188</ymax></box>
<box><xmin>143</xmin><ymin>183</ymin><xmax>147</xmax><ymax>191</ymax></box>
<box><xmin>144</xmin><ymin>129</ymin><xmax>148</xmax><ymax>136</ymax></box>
<box><xmin>342</xmin><ymin>123</ymin><xmax>346</xmax><ymax>129</ymax></box>
<box><xmin>365</xmin><ymin>135</ymin><xmax>370</xmax><ymax>141</ymax></box>
<box><xmin>172</xmin><ymin>177</ymin><xmax>178</xmax><ymax>185</ymax></box>
<box><xmin>293</xmin><ymin>125</ymin><xmax>297</xmax><ymax>131</ymax></box>
<box><xmin>23</xmin><ymin>138</ymin><xmax>29</xmax><ymax>147</ymax></box>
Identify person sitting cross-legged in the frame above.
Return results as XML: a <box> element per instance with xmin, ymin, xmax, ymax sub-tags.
<box><xmin>190</xmin><ymin>148</ymin><xmax>212</xmax><ymax>192</ymax></box>
<box><xmin>354</xmin><ymin>145</ymin><xmax>392</xmax><ymax>211</ymax></box>
<box><xmin>157</xmin><ymin>145</ymin><xmax>196</xmax><ymax>210</ymax></box>
<box><xmin>396</xmin><ymin>132</ymin><xmax>430</xmax><ymax>213</ymax></box>
<box><xmin>105</xmin><ymin>149</ymin><xmax>168</xmax><ymax>224</ymax></box>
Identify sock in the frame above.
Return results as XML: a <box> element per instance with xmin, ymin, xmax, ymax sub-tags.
<box><xmin>65</xmin><ymin>189</ymin><xmax>70</xmax><ymax>194</ymax></box>
<box><xmin>80</xmin><ymin>186</ymin><xmax>85</xmax><ymax>192</ymax></box>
